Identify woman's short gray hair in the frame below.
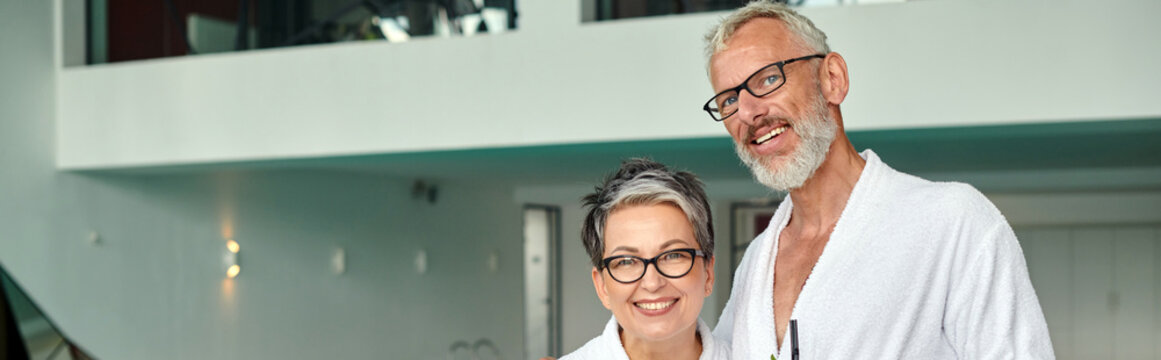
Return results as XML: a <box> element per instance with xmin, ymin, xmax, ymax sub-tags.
<box><xmin>581</xmin><ymin>158</ymin><xmax>714</xmax><ymax>268</ymax></box>
<box><xmin>705</xmin><ymin>1</ymin><xmax>831</xmax><ymax>60</ymax></box>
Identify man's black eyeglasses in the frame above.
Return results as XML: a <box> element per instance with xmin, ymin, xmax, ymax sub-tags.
<box><xmin>702</xmin><ymin>54</ymin><xmax>825</xmax><ymax>122</ymax></box>
<box><xmin>600</xmin><ymin>248</ymin><xmax>707</xmax><ymax>284</ymax></box>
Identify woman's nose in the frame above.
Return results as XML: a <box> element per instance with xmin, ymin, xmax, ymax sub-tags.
<box><xmin>638</xmin><ymin>264</ymin><xmax>667</xmax><ymax>292</ymax></box>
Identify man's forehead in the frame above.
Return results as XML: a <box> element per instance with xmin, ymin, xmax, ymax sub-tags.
<box><xmin>734</xmin><ymin>18</ymin><xmax>794</xmax><ymax>42</ymax></box>
<box><xmin>723</xmin><ymin>18</ymin><xmax>800</xmax><ymax>59</ymax></box>
<box><xmin>709</xmin><ymin>19</ymin><xmax>801</xmax><ymax>87</ymax></box>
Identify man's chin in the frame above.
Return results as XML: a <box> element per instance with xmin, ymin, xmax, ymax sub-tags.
<box><xmin>741</xmin><ymin>151</ymin><xmax>815</xmax><ymax>192</ymax></box>
<box><xmin>735</xmin><ymin>93</ymin><xmax>837</xmax><ymax>192</ymax></box>
<box><xmin>753</xmin><ymin>168</ymin><xmax>801</xmax><ymax>192</ymax></box>
<box><xmin>745</xmin><ymin>159</ymin><xmax>793</xmax><ymax>192</ymax></box>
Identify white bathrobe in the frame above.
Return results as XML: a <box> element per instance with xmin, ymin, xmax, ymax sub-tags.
<box><xmin>714</xmin><ymin>150</ymin><xmax>1055</xmax><ymax>359</ymax></box>
<box><xmin>561</xmin><ymin>315</ymin><xmax>730</xmax><ymax>360</ymax></box>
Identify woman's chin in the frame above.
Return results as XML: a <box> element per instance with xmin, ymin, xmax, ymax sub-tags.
<box><xmin>619</xmin><ymin>312</ymin><xmax>698</xmax><ymax>343</ymax></box>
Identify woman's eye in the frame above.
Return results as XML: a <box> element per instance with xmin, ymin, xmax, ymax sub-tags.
<box><xmin>616</xmin><ymin>258</ymin><xmax>637</xmax><ymax>267</ymax></box>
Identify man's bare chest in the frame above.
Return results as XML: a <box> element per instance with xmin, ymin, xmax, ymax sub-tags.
<box><xmin>772</xmin><ymin>230</ymin><xmax>831</xmax><ymax>345</ymax></box>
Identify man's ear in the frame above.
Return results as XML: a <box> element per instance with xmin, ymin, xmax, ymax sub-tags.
<box><xmin>818</xmin><ymin>52</ymin><xmax>850</xmax><ymax>106</ymax></box>
<box><xmin>703</xmin><ymin>256</ymin><xmax>716</xmax><ymax>297</ymax></box>
<box><xmin>592</xmin><ymin>267</ymin><xmax>613</xmax><ymax>310</ymax></box>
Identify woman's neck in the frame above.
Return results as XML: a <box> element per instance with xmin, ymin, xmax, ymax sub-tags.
<box><xmin>619</xmin><ymin>323</ymin><xmax>702</xmax><ymax>360</ymax></box>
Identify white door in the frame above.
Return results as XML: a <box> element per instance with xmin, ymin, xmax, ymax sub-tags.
<box><xmin>523</xmin><ymin>205</ymin><xmax>561</xmax><ymax>359</ymax></box>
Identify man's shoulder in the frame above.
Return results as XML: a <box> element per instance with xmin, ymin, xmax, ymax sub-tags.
<box><xmin>875</xmin><ymin>169</ymin><xmax>1020</xmax><ymax>258</ymax></box>
<box><xmin>880</xmin><ymin>168</ymin><xmax>995</xmax><ymax>215</ymax></box>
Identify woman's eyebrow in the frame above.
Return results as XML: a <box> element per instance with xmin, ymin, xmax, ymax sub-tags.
<box><xmin>609</xmin><ymin>245</ymin><xmax>638</xmax><ymax>254</ymax></box>
<box><xmin>609</xmin><ymin>239</ymin><xmax>693</xmax><ymax>255</ymax></box>
<box><xmin>660</xmin><ymin>239</ymin><xmax>692</xmax><ymax>249</ymax></box>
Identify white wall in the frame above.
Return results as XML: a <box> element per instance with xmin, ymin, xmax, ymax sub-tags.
<box><xmin>5</xmin><ymin>3</ymin><xmax>529</xmax><ymax>359</ymax></box>
<box><xmin>994</xmin><ymin>191</ymin><xmax>1161</xmax><ymax>358</ymax></box>
<box><xmin>55</xmin><ymin>0</ymin><xmax>1161</xmax><ymax>169</ymax></box>
<box><xmin>990</xmin><ymin>191</ymin><xmax>1161</xmax><ymax>227</ymax></box>
<box><xmin>48</xmin><ymin>173</ymin><xmax>525</xmax><ymax>359</ymax></box>
<box><xmin>1019</xmin><ymin>226</ymin><xmax>1161</xmax><ymax>360</ymax></box>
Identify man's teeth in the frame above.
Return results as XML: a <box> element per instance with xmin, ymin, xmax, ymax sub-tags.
<box><xmin>753</xmin><ymin>126</ymin><xmax>788</xmax><ymax>145</ymax></box>
<box><xmin>635</xmin><ymin>300</ymin><xmax>677</xmax><ymax>310</ymax></box>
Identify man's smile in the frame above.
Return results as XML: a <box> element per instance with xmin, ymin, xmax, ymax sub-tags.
<box><xmin>752</xmin><ymin>124</ymin><xmax>789</xmax><ymax>145</ymax></box>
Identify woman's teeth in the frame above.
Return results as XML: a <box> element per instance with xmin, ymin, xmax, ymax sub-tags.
<box><xmin>753</xmin><ymin>125</ymin><xmax>788</xmax><ymax>145</ymax></box>
<box><xmin>635</xmin><ymin>299</ymin><xmax>677</xmax><ymax>310</ymax></box>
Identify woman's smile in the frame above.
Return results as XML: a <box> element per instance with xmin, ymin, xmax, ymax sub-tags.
<box><xmin>634</xmin><ymin>298</ymin><xmax>679</xmax><ymax>315</ymax></box>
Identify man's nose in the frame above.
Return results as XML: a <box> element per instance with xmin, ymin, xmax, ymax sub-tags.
<box><xmin>733</xmin><ymin>89</ymin><xmax>767</xmax><ymax>126</ymax></box>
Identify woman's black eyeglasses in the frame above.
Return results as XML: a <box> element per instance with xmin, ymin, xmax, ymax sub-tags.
<box><xmin>600</xmin><ymin>248</ymin><xmax>707</xmax><ymax>284</ymax></box>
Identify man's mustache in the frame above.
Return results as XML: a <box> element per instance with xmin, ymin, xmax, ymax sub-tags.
<box><xmin>746</xmin><ymin>116</ymin><xmax>794</xmax><ymax>139</ymax></box>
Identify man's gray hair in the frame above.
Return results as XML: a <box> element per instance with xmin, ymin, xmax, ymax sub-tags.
<box><xmin>581</xmin><ymin>158</ymin><xmax>714</xmax><ymax>268</ymax></box>
<box><xmin>704</xmin><ymin>1</ymin><xmax>831</xmax><ymax>60</ymax></box>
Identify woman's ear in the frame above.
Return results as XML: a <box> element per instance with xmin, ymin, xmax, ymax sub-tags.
<box><xmin>592</xmin><ymin>266</ymin><xmax>613</xmax><ymax>310</ymax></box>
<box><xmin>703</xmin><ymin>256</ymin><xmax>716</xmax><ymax>297</ymax></box>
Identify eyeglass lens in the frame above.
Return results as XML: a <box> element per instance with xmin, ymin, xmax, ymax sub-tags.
<box><xmin>606</xmin><ymin>250</ymin><xmax>697</xmax><ymax>283</ymax></box>
<box><xmin>709</xmin><ymin>63</ymin><xmax>786</xmax><ymax>120</ymax></box>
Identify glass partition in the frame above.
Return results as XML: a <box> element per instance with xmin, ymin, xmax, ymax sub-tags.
<box><xmin>587</xmin><ymin>0</ymin><xmax>747</xmax><ymax>21</ymax></box>
<box><xmin>584</xmin><ymin>0</ymin><xmax>908</xmax><ymax>22</ymax></box>
<box><xmin>84</xmin><ymin>0</ymin><xmax>518</xmax><ymax>65</ymax></box>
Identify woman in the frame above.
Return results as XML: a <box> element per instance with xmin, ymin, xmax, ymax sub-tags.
<box><xmin>561</xmin><ymin>158</ymin><xmax>729</xmax><ymax>360</ymax></box>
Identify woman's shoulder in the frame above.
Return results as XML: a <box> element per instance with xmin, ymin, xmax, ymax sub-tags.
<box><xmin>560</xmin><ymin>316</ymin><xmax>629</xmax><ymax>360</ymax></box>
<box><xmin>560</xmin><ymin>334</ymin><xmax>634</xmax><ymax>360</ymax></box>
<box><xmin>559</xmin><ymin>336</ymin><xmax>618</xmax><ymax>360</ymax></box>
<box><xmin>703</xmin><ymin>338</ymin><xmax>732</xmax><ymax>360</ymax></box>
<box><xmin>699</xmin><ymin>319</ymin><xmax>732</xmax><ymax>360</ymax></box>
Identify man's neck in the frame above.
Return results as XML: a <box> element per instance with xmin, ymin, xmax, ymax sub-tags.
<box><xmin>786</xmin><ymin>134</ymin><xmax>866</xmax><ymax>238</ymax></box>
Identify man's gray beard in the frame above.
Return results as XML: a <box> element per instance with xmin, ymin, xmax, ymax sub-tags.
<box><xmin>734</xmin><ymin>94</ymin><xmax>838</xmax><ymax>192</ymax></box>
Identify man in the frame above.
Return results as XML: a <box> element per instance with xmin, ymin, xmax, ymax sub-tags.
<box><xmin>705</xmin><ymin>1</ymin><xmax>1054</xmax><ymax>359</ymax></box>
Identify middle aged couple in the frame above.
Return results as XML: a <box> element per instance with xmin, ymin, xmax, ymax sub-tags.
<box><xmin>556</xmin><ymin>1</ymin><xmax>1057</xmax><ymax>359</ymax></box>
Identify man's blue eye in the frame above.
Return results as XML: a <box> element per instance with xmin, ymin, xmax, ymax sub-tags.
<box><xmin>763</xmin><ymin>75</ymin><xmax>781</xmax><ymax>86</ymax></box>
<box><xmin>723</xmin><ymin>96</ymin><xmax>738</xmax><ymax>107</ymax></box>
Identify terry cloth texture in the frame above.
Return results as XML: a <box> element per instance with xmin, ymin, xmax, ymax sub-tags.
<box><xmin>562</xmin><ymin>315</ymin><xmax>730</xmax><ymax>360</ymax></box>
<box><xmin>713</xmin><ymin>150</ymin><xmax>1055</xmax><ymax>359</ymax></box>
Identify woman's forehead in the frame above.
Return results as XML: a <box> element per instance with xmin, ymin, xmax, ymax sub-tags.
<box><xmin>603</xmin><ymin>204</ymin><xmax>696</xmax><ymax>253</ymax></box>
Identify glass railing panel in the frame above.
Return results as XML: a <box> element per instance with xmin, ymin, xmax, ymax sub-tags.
<box><xmin>583</xmin><ymin>0</ymin><xmax>910</xmax><ymax>22</ymax></box>
<box><xmin>81</xmin><ymin>0</ymin><xmax>518</xmax><ymax>65</ymax></box>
